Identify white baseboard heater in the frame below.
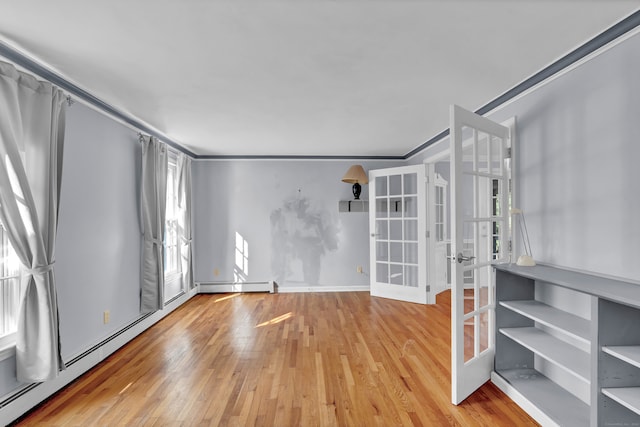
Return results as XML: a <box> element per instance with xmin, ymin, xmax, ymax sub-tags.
<box><xmin>198</xmin><ymin>281</ymin><xmax>275</xmax><ymax>294</ymax></box>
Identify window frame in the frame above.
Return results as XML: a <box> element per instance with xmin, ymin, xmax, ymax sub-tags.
<box><xmin>0</xmin><ymin>222</ymin><xmax>21</xmax><ymax>361</ymax></box>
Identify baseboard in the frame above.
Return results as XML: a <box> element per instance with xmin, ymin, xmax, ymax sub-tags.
<box><xmin>0</xmin><ymin>288</ymin><xmax>197</xmax><ymax>426</ymax></box>
<box><xmin>277</xmin><ymin>285</ymin><xmax>369</xmax><ymax>293</ymax></box>
<box><xmin>198</xmin><ymin>281</ymin><xmax>274</xmax><ymax>293</ymax></box>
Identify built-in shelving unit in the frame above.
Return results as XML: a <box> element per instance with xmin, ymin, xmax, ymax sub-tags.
<box><xmin>493</xmin><ymin>264</ymin><xmax>640</xmax><ymax>427</ymax></box>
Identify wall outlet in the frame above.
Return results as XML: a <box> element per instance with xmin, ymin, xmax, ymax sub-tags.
<box><xmin>356</xmin><ymin>266</ymin><xmax>363</xmax><ymax>274</ymax></box>
<box><xmin>214</xmin><ymin>268</ymin><xmax>220</xmax><ymax>277</ymax></box>
<box><xmin>103</xmin><ymin>310</ymin><xmax>110</xmax><ymax>324</ymax></box>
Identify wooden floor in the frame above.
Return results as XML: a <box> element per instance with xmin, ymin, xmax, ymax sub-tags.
<box><xmin>15</xmin><ymin>291</ymin><xmax>538</xmax><ymax>426</ymax></box>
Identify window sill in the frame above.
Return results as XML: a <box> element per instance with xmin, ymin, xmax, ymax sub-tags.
<box><xmin>0</xmin><ymin>333</ymin><xmax>16</xmax><ymax>362</ymax></box>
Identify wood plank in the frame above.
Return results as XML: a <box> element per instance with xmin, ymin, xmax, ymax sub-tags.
<box><xmin>499</xmin><ymin>300</ymin><xmax>590</xmax><ymax>343</ymax></box>
<box><xmin>500</xmin><ymin>327</ymin><xmax>590</xmax><ymax>383</ymax></box>
<box><xmin>14</xmin><ymin>291</ymin><xmax>538</xmax><ymax>426</ymax></box>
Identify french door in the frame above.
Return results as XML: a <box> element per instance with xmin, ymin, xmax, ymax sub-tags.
<box><xmin>450</xmin><ymin>105</ymin><xmax>512</xmax><ymax>404</ymax></box>
<box><xmin>368</xmin><ymin>165</ymin><xmax>428</xmax><ymax>304</ymax></box>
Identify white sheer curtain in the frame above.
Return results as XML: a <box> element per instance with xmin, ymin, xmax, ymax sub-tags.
<box><xmin>0</xmin><ymin>61</ymin><xmax>66</xmax><ymax>382</ymax></box>
<box><xmin>176</xmin><ymin>153</ymin><xmax>193</xmax><ymax>290</ymax></box>
<box><xmin>140</xmin><ymin>135</ymin><xmax>167</xmax><ymax>312</ymax></box>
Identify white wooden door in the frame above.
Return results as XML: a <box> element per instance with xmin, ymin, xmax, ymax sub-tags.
<box><xmin>369</xmin><ymin>165</ymin><xmax>428</xmax><ymax>304</ymax></box>
<box><xmin>450</xmin><ymin>105</ymin><xmax>512</xmax><ymax>404</ymax></box>
<box><xmin>427</xmin><ymin>163</ymin><xmax>450</xmax><ymax>299</ymax></box>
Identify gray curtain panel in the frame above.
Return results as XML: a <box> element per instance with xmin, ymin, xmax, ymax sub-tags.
<box><xmin>177</xmin><ymin>153</ymin><xmax>193</xmax><ymax>290</ymax></box>
<box><xmin>140</xmin><ymin>136</ymin><xmax>168</xmax><ymax>312</ymax></box>
<box><xmin>0</xmin><ymin>61</ymin><xmax>66</xmax><ymax>382</ymax></box>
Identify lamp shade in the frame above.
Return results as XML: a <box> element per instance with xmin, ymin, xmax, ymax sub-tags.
<box><xmin>341</xmin><ymin>165</ymin><xmax>369</xmax><ymax>184</ymax></box>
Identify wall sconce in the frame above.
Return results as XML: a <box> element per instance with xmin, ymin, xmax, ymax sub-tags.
<box><xmin>341</xmin><ymin>165</ymin><xmax>369</xmax><ymax>200</ymax></box>
<box><xmin>510</xmin><ymin>208</ymin><xmax>536</xmax><ymax>266</ymax></box>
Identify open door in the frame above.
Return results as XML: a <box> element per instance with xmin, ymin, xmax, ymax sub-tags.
<box><xmin>369</xmin><ymin>164</ymin><xmax>428</xmax><ymax>304</ymax></box>
<box><xmin>450</xmin><ymin>105</ymin><xmax>512</xmax><ymax>404</ymax></box>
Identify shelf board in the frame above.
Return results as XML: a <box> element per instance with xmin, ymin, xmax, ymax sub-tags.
<box><xmin>603</xmin><ymin>346</ymin><xmax>640</xmax><ymax>369</ymax></box>
<box><xmin>602</xmin><ymin>387</ymin><xmax>640</xmax><ymax>416</ymax></box>
<box><xmin>500</xmin><ymin>327</ymin><xmax>590</xmax><ymax>383</ymax></box>
<box><xmin>500</xmin><ymin>300</ymin><xmax>590</xmax><ymax>344</ymax></box>
<box><xmin>494</xmin><ymin>368</ymin><xmax>590</xmax><ymax>427</ymax></box>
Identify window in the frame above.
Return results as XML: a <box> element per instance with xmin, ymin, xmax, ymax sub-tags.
<box><xmin>164</xmin><ymin>158</ymin><xmax>180</xmax><ymax>279</ymax></box>
<box><xmin>0</xmin><ymin>222</ymin><xmax>21</xmax><ymax>348</ymax></box>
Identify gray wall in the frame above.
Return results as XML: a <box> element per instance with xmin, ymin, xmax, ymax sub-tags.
<box><xmin>411</xmin><ymin>31</ymin><xmax>640</xmax><ymax>283</ymax></box>
<box><xmin>0</xmin><ymin>103</ymin><xmax>143</xmax><ymax>397</ymax></box>
<box><xmin>193</xmin><ymin>160</ymin><xmax>397</xmax><ymax>288</ymax></box>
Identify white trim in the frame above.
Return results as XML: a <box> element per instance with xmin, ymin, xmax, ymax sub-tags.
<box><xmin>277</xmin><ymin>285</ymin><xmax>369</xmax><ymax>293</ymax></box>
<box><xmin>198</xmin><ymin>281</ymin><xmax>274</xmax><ymax>293</ymax></box>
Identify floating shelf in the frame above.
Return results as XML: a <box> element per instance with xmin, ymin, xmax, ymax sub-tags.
<box><xmin>500</xmin><ymin>300</ymin><xmax>590</xmax><ymax>344</ymax></box>
<box><xmin>500</xmin><ymin>327</ymin><xmax>590</xmax><ymax>383</ymax></box>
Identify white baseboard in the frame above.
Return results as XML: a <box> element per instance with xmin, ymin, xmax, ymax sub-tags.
<box><xmin>198</xmin><ymin>281</ymin><xmax>274</xmax><ymax>293</ymax></box>
<box><xmin>277</xmin><ymin>285</ymin><xmax>369</xmax><ymax>293</ymax></box>
<box><xmin>0</xmin><ymin>288</ymin><xmax>197</xmax><ymax>426</ymax></box>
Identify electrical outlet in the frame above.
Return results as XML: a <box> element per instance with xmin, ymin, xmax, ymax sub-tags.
<box><xmin>103</xmin><ymin>310</ymin><xmax>110</xmax><ymax>324</ymax></box>
<box><xmin>214</xmin><ymin>268</ymin><xmax>220</xmax><ymax>276</ymax></box>
<box><xmin>356</xmin><ymin>266</ymin><xmax>363</xmax><ymax>274</ymax></box>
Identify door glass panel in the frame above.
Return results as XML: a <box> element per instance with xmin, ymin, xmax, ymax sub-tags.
<box><xmin>479</xmin><ymin>312</ymin><xmax>489</xmax><ymax>354</ymax></box>
<box><xmin>491</xmin><ymin>135</ymin><xmax>503</xmax><ymax>176</ymax></box>
<box><xmin>390</xmin><ymin>197</ymin><xmax>402</xmax><ymax>218</ymax></box>
<box><xmin>405</xmin><ymin>265</ymin><xmax>418</xmax><ymax>287</ymax></box>
<box><xmin>477</xmin><ymin>131</ymin><xmax>489</xmax><ymax>173</ymax></box>
<box><xmin>405</xmin><ymin>196</ymin><xmax>417</xmax><ymax>218</ymax></box>
<box><xmin>376</xmin><ymin>176</ymin><xmax>388</xmax><ymax>197</ymax></box>
<box><xmin>464</xmin><ymin>316</ymin><xmax>475</xmax><ymax>363</ymax></box>
<box><xmin>390</xmin><ymin>264</ymin><xmax>403</xmax><ymax>285</ymax></box>
<box><xmin>377</xmin><ymin>262</ymin><xmax>389</xmax><ymax>284</ymax></box>
<box><xmin>390</xmin><ymin>242</ymin><xmax>403</xmax><ymax>263</ymax></box>
<box><xmin>376</xmin><ymin>242</ymin><xmax>388</xmax><ymax>262</ymax></box>
<box><xmin>389</xmin><ymin>174</ymin><xmax>402</xmax><ymax>195</ymax></box>
<box><xmin>404</xmin><ymin>219</ymin><xmax>417</xmax><ymax>241</ymax></box>
<box><xmin>461</xmin><ymin>127</ymin><xmax>475</xmax><ymax>174</ymax></box>
<box><xmin>376</xmin><ymin>220</ymin><xmax>389</xmax><ymax>240</ymax></box>
<box><xmin>376</xmin><ymin>199</ymin><xmax>388</xmax><ymax>218</ymax></box>
<box><xmin>404</xmin><ymin>173</ymin><xmax>417</xmax><ymax>195</ymax></box>
<box><xmin>478</xmin><ymin>266</ymin><xmax>491</xmax><ymax>309</ymax></box>
<box><xmin>404</xmin><ymin>242</ymin><xmax>418</xmax><ymax>264</ymax></box>
<box><xmin>389</xmin><ymin>220</ymin><xmax>402</xmax><ymax>241</ymax></box>
<box><xmin>464</xmin><ymin>287</ymin><xmax>475</xmax><ymax>316</ymax></box>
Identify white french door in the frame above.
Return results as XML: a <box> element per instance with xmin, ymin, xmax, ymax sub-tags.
<box><xmin>450</xmin><ymin>105</ymin><xmax>512</xmax><ymax>404</ymax></box>
<box><xmin>368</xmin><ymin>165</ymin><xmax>428</xmax><ymax>304</ymax></box>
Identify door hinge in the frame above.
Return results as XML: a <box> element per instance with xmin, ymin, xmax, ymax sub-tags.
<box><xmin>426</xmin><ymin>230</ymin><xmax>430</xmax><ymax>238</ymax></box>
<box><xmin>505</xmin><ymin>147</ymin><xmax>512</xmax><ymax>159</ymax></box>
<box><xmin>508</xmin><ymin>240</ymin><xmax>512</xmax><ymax>252</ymax></box>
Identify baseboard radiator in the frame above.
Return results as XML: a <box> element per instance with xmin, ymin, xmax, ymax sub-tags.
<box><xmin>198</xmin><ymin>281</ymin><xmax>275</xmax><ymax>294</ymax></box>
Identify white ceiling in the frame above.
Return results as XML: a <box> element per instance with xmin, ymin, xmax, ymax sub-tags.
<box><xmin>0</xmin><ymin>1</ymin><xmax>638</xmax><ymax>157</ymax></box>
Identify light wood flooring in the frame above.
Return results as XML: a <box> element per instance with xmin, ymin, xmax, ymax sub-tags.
<box><xmin>14</xmin><ymin>291</ymin><xmax>538</xmax><ymax>426</ymax></box>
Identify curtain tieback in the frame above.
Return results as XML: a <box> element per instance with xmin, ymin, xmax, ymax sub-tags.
<box><xmin>26</xmin><ymin>263</ymin><xmax>55</xmax><ymax>276</ymax></box>
<box><xmin>144</xmin><ymin>236</ymin><xmax>163</xmax><ymax>246</ymax></box>
<box><xmin>180</xmin><ymin>236</ymin><xmax>193</xmax><ymax>243</ymax></box>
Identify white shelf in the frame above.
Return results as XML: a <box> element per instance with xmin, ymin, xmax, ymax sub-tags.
<box><xmin>500</xmin><ymin>300</ymin><xmax>590</xmax><ymax>344</ymax></box>
<box><xmin>602</xmin><ymin>388</ymin><xmax>640</xmax><ymax>416</ymax></box>
<box><xmin>499</xmin><ymin>327</ymin><xmax>590</xmax><ymax>383</ymax></box>
<box><xmin>494</xmin><ymin>368</ymin><xmax>590</xmax><ymax>427</ymax></box>
<box><xmin>603</xmin><ymin>346</ymin><xmax>640</xmax><ymax>370</ymax></box>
